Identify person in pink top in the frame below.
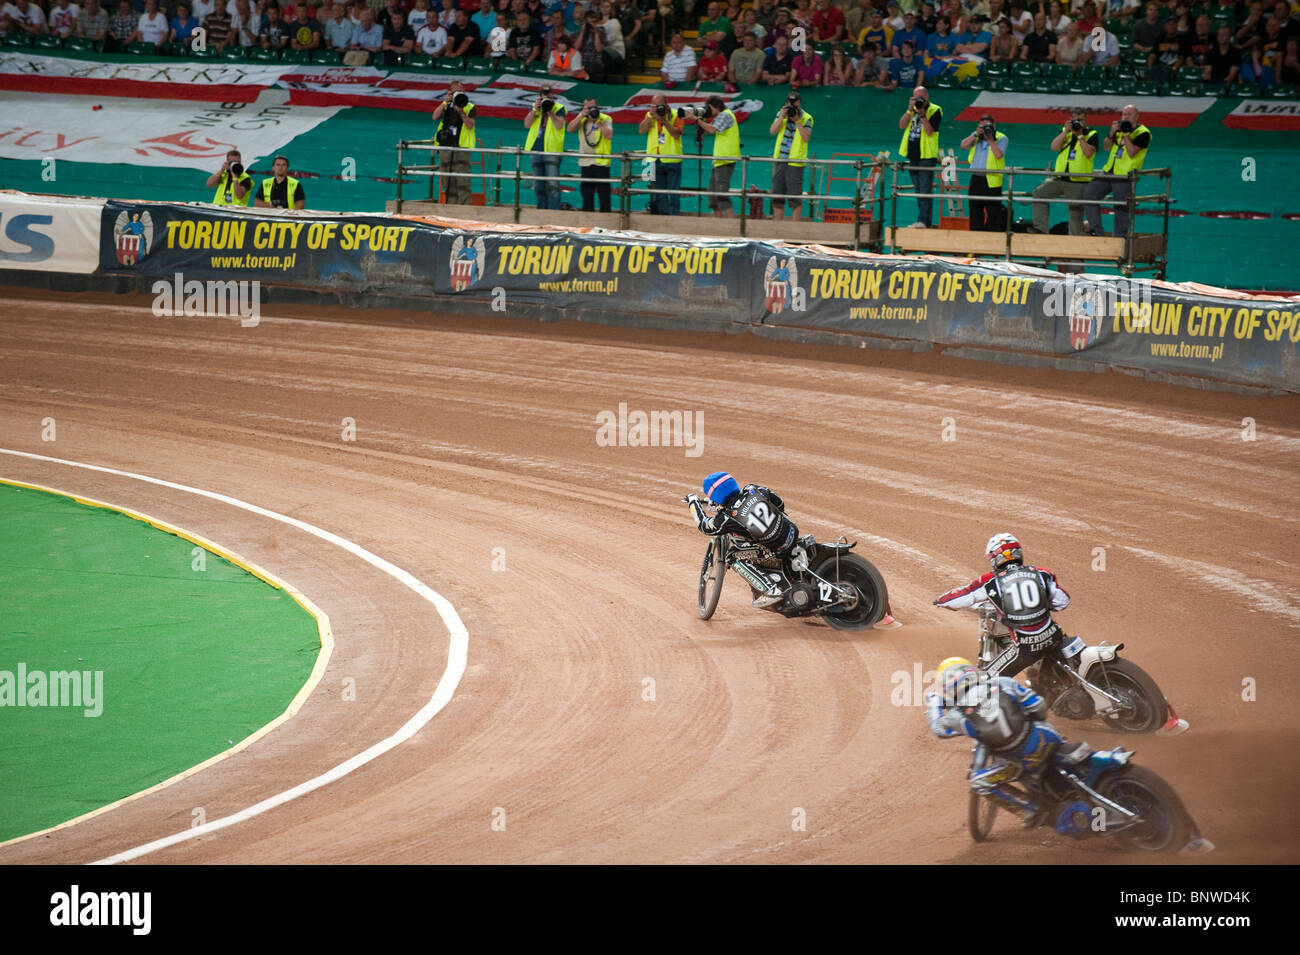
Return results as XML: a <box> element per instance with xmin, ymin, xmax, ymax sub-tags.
<box><xmin>790</xmin><ymin>44</ymin><xmax>823</xmax><ymax>86</ymax></box>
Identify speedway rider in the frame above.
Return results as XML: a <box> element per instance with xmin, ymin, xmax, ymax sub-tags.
<box><xmin>934</xmin><ymin>533</ymin><xmax>1071</xmax><ymax>677</ymax></box>
<box><xmin>926</xmin><ymin>656</ymin><xmax>1088</xmax><ymax>822</ymax></box>
<box><xmin>686</xmin><ymin>471</ymin><xmax>817</xmax><ymax>607</ymax></box>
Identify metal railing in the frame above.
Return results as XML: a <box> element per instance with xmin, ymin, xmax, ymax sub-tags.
<box><xmin>889</xmin><ymin>160</ymin><xmax>1173</xmax><ymax>277</ymax></box>
<box><xmin>395</xmin><ymin>141</ymin><xmax>889</xmax><ymax>248</ymax></box>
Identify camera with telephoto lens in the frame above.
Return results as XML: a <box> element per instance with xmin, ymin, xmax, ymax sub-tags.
<box><xmin>655</xmin><ymin>103</ymin><xmax>668</xmax><ymax>117</ymax></box>
<box><xmin>1070</xmin><ymin>118</ymin><xmax>1083</xmax><ymax>132</ymax></box>
<box><xmin>1119</xmin><ymin>119</ymin><xmax>1133</xmax><ymax>133</ymax></box>
<box><xmin>786</xmin><ymin>97</ymin><xmax>800</xmax><ymax>118</ymax></box>
<box><xmin>979</xmin><ymin>121</ymin><xmax>994</xmax><ymax>137</ymax></box>
<box><xmin>229</xmin><ymin>162</ymin><xmax>244</xmax><ymax>178</ymax></box>
<box><xmin>541</xmin><ymin>98</ymin><xmax>555</xmax><ymax>113</ymax></box>
<box><xmin>586</xmin><ymin>105</ymin><xmax>600</xmax><ymax>120</ymax></box>
<box><xmin>453</xmin><ymin>92</ymin><xmax>469</xmax><ymax>109</ymax></box>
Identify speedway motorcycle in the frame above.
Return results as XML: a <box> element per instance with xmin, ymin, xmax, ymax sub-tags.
<box><xmin>967</xmin><ymin>735</ymin><xmax>1201</xmax><ymax>852</ymax></box>
<box><xmin>970</xmin><ymin>602</ymin><xmax>1183</xmax><ymax>735</ymax></box>
<box><xmin>684</xmin><ymin>496</ymin><xmax>890</xmax><ymax>630</ymax></box>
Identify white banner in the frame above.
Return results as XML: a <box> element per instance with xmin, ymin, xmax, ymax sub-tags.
<box><xmin>0</xmin><ymin>51</ymin><xmax>291</xmax><ymax>100</ymax></box>
<box><xmin>0</xmin><ymin>191</ymin><xmax>103</xmax><ymax>273</ymax></box>
<box><xmin>0</xmin><ymin>89</ymin><xmax>341</xmax><ymax>170</ymax></box>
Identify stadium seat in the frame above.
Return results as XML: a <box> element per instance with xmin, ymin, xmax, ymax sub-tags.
<box><xmin>497</xmin><ymin>59</ymin><xmax>525</xmax><ymax>73</ymax></box>
<box><xmin>1079</xmin><ymin>63</ymin><xmax>1106</xmax><ymax>79</ymax></box>
<box><xmin>221</xmin><ymin>45</ymin><xmax>246</xmax><ymax>60</ymax></box>
<box><xmin>246</xmin><ymin>46</ymin><xmax>281</xmax><ymax>62</ymax></box>
<box><xmin>1</xmin><ymin>32</ymin><xmax>31</xmax><ymax>47</ymax></box>
<box><xmin>1105</xmin><ymin>17</ymin><xmax>1129</xmax><ymax>38</ymax></box>
<box><xmin>984</xmin><ymin>75</ymin><xmax>1006</xmax><ymax>90</ymax></box>
<box><xmin>1010</xmin><ymin>60</ymin><xmax>1040</xmax><ymax>77</ymax></box>
<box><xmin>1227</xmin><ymin>81</ymin><xmax>1258</xmax><ymax>96</ymax></box>
<box><xmin>1044</xmin><ymin>62</ymin><xmax>1074</xmax><ymax>78</ymax></box>
<box><xmin>311</xmin><ymin>49</ymin><xmax>343</xmax><ymax>64</ymax></box>
<box><xmin>934</xmin><ymin>74</ymin><xmax>958</xmax><ymax>89</ymax></box>
<box><xmin>1270</xmin><ymin>83</ymin><xmax>1298</xmax><ymax>98</ymax></box>
<box><xmin>1065</xmin><ymin>74</ymin><xmax>1089</xmax><ymax>93</ymax></box>
<box><xmin>280</xmin><ymin>49</ymin><xmax>310</xmax><ymax>63</ymax></box>
<box><xmin>1168</xmin><ymin>80</ymin><xmax>1202</xmax><ymax>96</ymax></box>
<box><xmin>164</xmin><ymin>41</ymin><xmax>187</xmax><ymax>55</ymax></box>
<box><xmin>1084</xmin><ymin>77</ymin><xmax>1106</xmax><ymax>93</ymax></box>
<box><xmin>33</xmin><ymin>34</ymin><xmax>62</xmax><ymax>49</ymax></box>
<box><xmin>406</xmin><ymin>53</ymin><xmax>433</xmax><ymax>69</ymax></box>
<box><xmin>189</xmin><ymin>44</ymin><xmax>217</xmax><ymax>58</ymax></box>
<box><xmin>64</xmin><ymin>36</ymin><xmax>96</xmax><ymax>52</ymax></box>
<box><xmin>436</xmin><ymin>58</ymin><xmax>464</xmax><ymax>72</ymax></box>
<box><xmin>1134</xmin><ymin>79</ymin><xmax>1161</xmax><ymax>95</ymax></box>
<box><xmin>128</xmin><ymin>41</ymin><xmax>159</xmax><ymax>55</ymax></box>
<box><xmin>1176</xmin><ymin>65</ymin><xmax>1203</xmax><ymax>82</ymax></box>
<box><xmin>965</xmin><ymin>73</ymin><xmax>987</xmax><ymax>90</ymax></box>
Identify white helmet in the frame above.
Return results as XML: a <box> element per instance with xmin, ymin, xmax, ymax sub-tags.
<box><xmin>985</xmin><ymin>533</ymin><xmax>1023</xmax><ymax>571</ymax></box>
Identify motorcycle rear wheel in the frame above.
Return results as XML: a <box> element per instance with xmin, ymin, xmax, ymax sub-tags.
<box><xmin>1099</xmin><ymin>765</ymin><xmax>1191</xmax><ymax>852</ymax></box>
<box><xmin>815</xmin><ymin>553</ymin><xmax>889</xmax><ymax>630</ymax></box>
<box><xmin>1093</xmin><ymin>658</ymin><xmax>1169</xmax><ymax>734</ymax></box>
<box><xmin>697</xmin><ymin>537</ymin><xmax>726</xmax><ymax>620</ymax></box>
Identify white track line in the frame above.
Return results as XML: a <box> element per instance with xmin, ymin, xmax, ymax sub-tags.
<box><xmin>0</xmin><ymin>448</ymin><xmax>469</xmax><ymax>865</ymax></box>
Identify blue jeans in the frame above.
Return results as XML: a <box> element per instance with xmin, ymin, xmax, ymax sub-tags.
<box><xmin>654</xmin><ymin>161</ymin><xmax>682</xmax><ymax>215</ymax></box>
<box><xmin>532</xmin><ymin>152</ymin><xmax>560</xmax><ymax>210</ymax></box>
<box><xmin>908</xmin><ymin>158</ymin><xmax>937</xmax><ymax>226</ymax></box>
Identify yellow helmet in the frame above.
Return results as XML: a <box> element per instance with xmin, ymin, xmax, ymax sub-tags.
<box><xmin>936</xmin><ymin>656</ymin><xmax>979</xmax><ymax>703</ymax></box>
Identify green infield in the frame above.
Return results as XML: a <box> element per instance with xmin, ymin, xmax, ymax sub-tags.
<box><xmin>0</xmin><ymin>480</ymin><xmax>326</xmax><ymax>845</ymax></box>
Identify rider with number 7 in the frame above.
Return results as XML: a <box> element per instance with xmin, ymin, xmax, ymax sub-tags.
<box><xmin>687</xmin><ymin>471</ymin><xmax>817</xmax><ymax>607</ymax></box>
<box><xmin>934</xmin><ymin>533</ymin><xmax>1071</xmax><ymax>677</ymax></box>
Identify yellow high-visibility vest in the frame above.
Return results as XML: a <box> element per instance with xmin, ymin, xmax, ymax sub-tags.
<box><xmin>967</xmin><ymin>133</ymin><xmax>1007</xmax><ymax>188</ymax></box>
<box><xmin>260</xmin><ymin>176</ymin><xmax>301</xmax><ymax>207</ymax></box>
<box><xmin>771</xmin><ymin>109</ymin><xmax>814</xmax><ymax>167</ymax></box>
<box><xmin>898</xmin><ymin>102</ymin><xmax>941</xmax><ymax>160</ymax></box>
<box><xmin>1103</xmin><ymin>124</ymin><xmax>1151</xmax><ymax>176</ymax></box>
<box><xmin>212</xmin><ymin>171</ymin><xmax>253</xmax><ymax>206</ymax></box>
<box><xmin>645</xmin><ymin>108</ymin><xmax>682</xmax><ymax>164</ymax></box>
<box><xmin>1054</xmin><ymin>131</ymin><xmax>1096</xmax><ymax>182</ymax></box>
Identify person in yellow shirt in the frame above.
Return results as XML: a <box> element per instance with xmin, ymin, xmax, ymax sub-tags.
<box><xmin>206</xmin><ymin>149</ymin><xmax>253</xmax><ymax>206</ymax></box>
<box><xmin>769</xmin><ymin>91</ymin><xmax>814</xmax><ymax>220</ymax></box>
<box><xmin>1084</xmin><ymin>103</ymin><xmax>1152</xmax><ymax>238</ymax></box>
<box><xmin>857</xmin><ymin>9</ymin><xmax>893</xmax><ymax>52</ymax></box>
<box><xmin>637</xmin><ymin>91</ymin><xmax>685</xmax><ymax>215</ymax></box>
<box><xmin>958</xmin><ymin>113</ymin><xmax>1008</xmax><ymax>231</ymax></box>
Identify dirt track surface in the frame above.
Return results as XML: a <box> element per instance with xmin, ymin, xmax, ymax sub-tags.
<box><xmin>1</xmin><ymin>288</ymin><xmax>1297</xmax><ymax>865</ymax></box>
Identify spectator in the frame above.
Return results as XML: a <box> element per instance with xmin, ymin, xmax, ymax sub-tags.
<box><xmin>324</xmin><ymin>2</ymin><xmax>352</xmax><ymax>49</ymax></box>
<box><xmin>613</xmin><ymin>0</ymin><xmax>642</xmax><ymax>58</ymax></box>
<box><xmin>698</xmin><ymin>0</ymin><xmax>730</xmax><ymax>45</ymax></box>
<box><xmin>169</xmin><ymin>2</ymin><xmax>200</xmax><ymax>46</ymax></box>
<box><xmin>47</xmin><ymin>0</ymin><xmax>80</xmax><ymax>39</ymax></box>
<box><xmin>598</xmin><ymin>1</ymin><xmax>625</xmax><ymax>65</ymax></box>
<box><xmin>1147</xmin><ymin>14</ymin><xmax>1186</xmax><ymax>78</ymax></box>
<box><xmin>1203</xmin><ymin>23</ymin><xmax>1241</xmax><ymax>81</ymax></box>
<box><xmin>256</xmin><ymin>155</ymin><xmax>306</xmax><ymax>209</ymax></box>
<box><xmin>1244</xmin><ymin>14</ymin><xmax>1283</xmax><ymax>84</ymax></box>
<box><xmin>768</xmin><ymin>7</ymin><xmax>793</xmax><ymax>44</ymax></box>
<box><xmin>1233</xmin><ymin>1</ymin><xmax>1264</xmax><ymax>50</ymax></box>
<box><xmin>989</xmin><ymin>15</ymin><xmax>1018</xmax><ymax>58</ymax></box>
<box><xmin>1131</xmin><ymin>1</ymin><xmax>1163</xmax><ymax>50</ymax></box>
<box><xmin>567</xmin><ymin>96</ymin><xmax>614</xmax><ymax>213</ymax></box>
<box><xmin>190</xmin><ymin>0</ymin><xmax>213</xmax><ymax>22</ymax></box>
<box><xmin>855</xmin><ymin>40</ymin><xmax>886</xmax><ymax>85</ymax></box>
<box><xmin>697</xmin><ymin>38</ymin><xmax>729</xmax><ymax>79</ymax></box>
<box><xmin>892</xmin><ymin>10</ymin><xmax>926</xmax><ymax>55</ymax></box>
<box><xmin>1007</xmin><ymin>0</ymin><xmax>1031</xmax><ymax>39</ymax></box>
<box><xmin>1021</xmin><ymin>10</ymin><xmax>1056</xmax><ymax>60</ymax></box>
<box><xmin>206</xmin><ymin>148</ymin><xmax>254</xmax><ymax>205</ymax></box>
<box><xmin>754</xmin><ymin>0</ymin><xmax>778</xmax><ymax>31</ymax></box>
<box><xmin>959</xmin><ymin>112</ymin><xmax>1008</xmax><ymax>231</ymax></box>
<box><xmin>549</xmin><ymin>30</ymin><xmax>586</xmax><ymax>75</ymax></box>
<box><xmin>885</xmin><ymin>1</ymin><xmax>905</xmax><ymax>33</ymax></box>
<box><xmin>379</xmin><ymin>6</ymin><xmax>412</xmax><ymax>60</ymax></box>
<box><xmin>470</xmin><ymin>0</ymin><xmax>495</xmax><ymax>36</ymax></box>
<box><xmin>926</xmin><ymin>14</ymin><xmax>957</xmax><ymax>55</ymax></box>
<box><xmin>432</xmin><ymin>80</ymin><xmax>477</xmax><ymax>203</ymax></box>
<box><xmin>260</xmin><ymin>3</ymin><xmax>291</xmax><ymax>49</ymax></box>
<box><xmin>728</xmin><ymin>30</ymin><xmax>765</xmax><ymax>84</ymax></box>
<box><xmin>920</xmin><ymin>0</ymin><xmax>940</xmax><ymax>34</ymax></box>
<box><xmin>108</xmin><ymin>0</ymin><xmax>136</xmax><ymax>49</ymax></box>
<box><xmin>202</xmin><ymin>0</ymin><xmax>232</xmax><ymax>48</ymax></box>
<box><xmin>824</xmin><ymin>41</ymin><xmax>856</xmax><ymax>83</ymax></box>
<box><xmin>444</xmin><ymin>6</ymin><xmax>480</xmax><ymax>57</ymax></box>
<box><xmin>689</xmin><ymin>94</ymin><xmax>737</xmax><ymax>216</ymax></box>
<box><xmin>1085</xmin><ymin>21</ymin><xmax>1119</xmax><ymax>63</ymax></box>
<box><xmin>1273</xmin><ymin>1</ymin><xmax>1300</xmax><ymax>42</ymax></box>
<box><xmin>638</xmin><ymin>92</ymin><xmax>685</xmax><ymax>214</ymax></box>
<box><xmin>507</xmin><ymin>11</ymin><xmax>540</xmax><ymax>64</ymax></box>
<box><xmin>858</xmin><ymin>8</ymin><xmax>894</xmax><ymax>51</ymax></box>
<box><xmin>953</xmin><ymin>12</ymin><xmax>991</xmax><ymax>53</ymax></box>
<box><xmin>575</xmin><ymin>8</ymin><xmax>606</xmax><ymax>79</ymax></box>
<box><xmin>884</xmin><ymin>37</ymin><xmax>924</xmax><ymax>86</ymax></box>
<box><xmin>1084</xmin><ymin>104</ymin><xmax>1151</xmax><ymax>238</ymax></box>
<box><xmin>1054</xmin><ymin>19</ymin><xmax>1086</xmax><ymax>62</ymax></box>
<box><xmin>485</xmin><ymin>10</ymin><xmax>512</xmax><ymax>57</ymax></box>
<box><xmin>77</xmin><ymin>0</ymin><xmax>110</xmax><ymax>46</ymax></box>
<box><xmin>540</xmin><ymin>8</ymin><xmax>566</xmax><ymax>57</ymax></box>
<box><xmin>1031</xmin><ymin>106</ymin><xmax>1097</xmax><ymax>235</ymax></box>
<box><xmin>288</xmin><ymin>3</ymin><xmax>323</xmax><ymax>49</ymax></box>
<box><xmin>523</xmin><ymin>81</ymin><xmax>567</xmax><ymax>209</ymax></box>
<box><xmin>768</xmin><ymin>91</ymin><xmax>813</xmax><ymax>220</ymax></box>
<box><xmin>6</xmin><ymin>0</ymin><xmax>46</xmax><ymax>36</ymax></box>
<box><xmin>1184</xmin><ymin>13</ymin><xmax>1214</xmax><ymax>66</ymax></box>
<box><xmin>1075</xmin><ymin>0</ymin><xmax>1099</xmax><ymax>36</ymax></box>
<box><xmin>231</xmin><ymin>0</ymin><xmax>260</xmax><ymax>47</ymax></box>
<box><xmin>812</xmin><ymin>0</ymin><xmax>845</xmax><ymax>40</ymax></box>
<box><xmin>897</xmin><ymin>84</ymin><xmax>942</xmax><ymax>228</ymax></box>
<box><xmin>1280</xmin><ymin>35</ymin><xmax>1299</xmax><ymax>83</ymax></box>
<box><xmin>1046</xmin><ymin>0</ymin><xmax>1071</xmax><ymax>33</ymax></box>
<box><xmin>131</xmin><ymin>0</ymin><xmax>169</xmax><ymax>47</ymax></box>
<box><xmin>845</xmin><ymin>0</ymin><xmax>874</xmax><ymax>40</ymax></box>
<box><xmin>761</xmin><ymin>31</ymin><xmax>795</xmax><ymax>83</ymax></box>
<box><xmin>789</xmin><ymin>0</ymin><xmax>814</xmax><ymax>30</ymax></box>
<box><xmin>408</xmin><ymin>0</ymin><xmax>431</xmax><ymax>32</ymax></box>
<box><xmin>791</xmin><ymin>42</ymin><xmax>823</xmax><ymax>85</ymax></box>
<box><xmin>661</xmin><ymin>30</ymin><xmax>697</xmax><ymax>84</ymax></box>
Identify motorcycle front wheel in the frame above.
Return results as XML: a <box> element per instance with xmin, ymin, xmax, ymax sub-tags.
<box><xmin>1093</xmin><ymin>658</ymin><xmax>1169</xmax><ymax>734</ymax></box>
<box><xmin>969</xmin><ymin>790</ymin><xmax>998</xmax><ymax>842</ymax></box>
<box><xmin>1099</xmin><ymin>765</ymin><xmax>1191</xmax><ymax>852</ymax></box>
<box><xmin>815</xmin><ymin>553</ymin><xmax>889</xmax><ymax>630</ymax></box>
<box><xmin>697</xmin><ymin>537</ymin><xmax>726</xmax><ymax>620</ymax></box>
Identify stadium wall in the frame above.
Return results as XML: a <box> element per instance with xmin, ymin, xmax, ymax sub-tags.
<box><xmin>3</xmin><ymin>190</ymin><xmax>1297</xmax><ymax>393</ymax></box>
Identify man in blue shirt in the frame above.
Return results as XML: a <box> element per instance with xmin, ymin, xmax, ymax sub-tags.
<box><xmin>925</xmin><ymin>15</ymin><xmax>956</xmax><ymax>56</ymax></box>
<box><xmin>960</xmin><ymin>112</ymin><xmax>1009</xmax><ymax>231</ymax></box>
<box><xmin>891</xmin><ymin>10</ymin><xmax>926</xmax><ymax>57</ymax></box>
<box><xmin>471</xmin><ymin>0</ymin><xmax>497</xmax><ymax>37</ymax></box>
<box><xmin>953</xmin><ymin>13</ymin><xmax>992</xmax><ymax>55</ymax></box>
<box><xmin>885</xmin><ymin>39</ymin><xmax>924</xmax><ymax>88</ymax></box>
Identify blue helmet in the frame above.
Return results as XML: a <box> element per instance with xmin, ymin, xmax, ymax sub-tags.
<box><xmin>702</xmin><ymin>471</ymin><xmax>740</xmax><ymax>505</ymax></box>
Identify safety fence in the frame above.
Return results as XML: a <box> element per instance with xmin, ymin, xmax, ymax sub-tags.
<box><xmin>1</xmin><ymin>189</ymin><xmax>1296</xmax><ymax>392</ymax></box>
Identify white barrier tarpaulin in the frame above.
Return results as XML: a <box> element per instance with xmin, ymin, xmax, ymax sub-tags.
<box><xmin>0</xmin><ymin>191</ymin><xmax>103</xmax><ymax>274</ymax></box>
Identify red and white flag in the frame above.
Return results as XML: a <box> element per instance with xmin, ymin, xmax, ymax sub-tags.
<box><xmin>1222</xmin><ymin>99</ymin><xmax>1300</xmax><ymax>131</ymax></box>
<box><xmin>958</xmin><ymin>92</ymin><xmax>1217</xmax><ymax>128</ymax></box>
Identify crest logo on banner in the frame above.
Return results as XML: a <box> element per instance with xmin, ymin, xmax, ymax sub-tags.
<box><xmin>763</xmin><ymin>255</ymin><xmax>797</xmax><ymax>314</ymax></box>
<box><xmin>449</xmin><ymin>234</ymin><xmax>486</xmax><ymax>291</ymax></box>
<box><xmin>1067</xmin><ymin>280</ymin><xmax>1103</xmax><ymax>350</ymax></box>
<box><xmin>112</xmin><ymin>209</ymin><xmax>154</xmax><ymax>267</ymax></box>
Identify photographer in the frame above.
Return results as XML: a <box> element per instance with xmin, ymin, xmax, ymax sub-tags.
<box><xmin>694</xmin><ymin>95</ymin><xmax>741</xmax><ymax>218</ymax></box>
<box><xmin>1029</xmin><ymin>107</ymin><xmax>1097</xmax><ymax>235</ymax></box>
<box><xmin>567</xmin><ymin>97</ymin><xmax>614</xmax><ymax>213</ymax></box>
<box><xmin>206</xmin><ymin>148</ymin><xmax>254</xmax><ymax>206</ymax></box>
<box><xmin>1083</xmin><ymin>104</ymin><xmax>1151</xmax><ymax>239</ymax></box>
<box><xmin>256</xmin><ymin>155</ymin><xmax>306</xmax><ymax>209</ymax></box>
<box><xmin>896</xmin><ymin>85</ymin><xmax>942</xmax><ymax>228</ymax></box>
<box><xmin>432</xmin><ymin>80</ymin><xmax>478</xmax><ymax>206</ymax></box>
<box><xmin>524</xmin><ymin>82</ymin><xmax>568</xmax><ymax>211</ymax></box>
<box><xmin>768</xmin><ymin>91</ymin><xmax>814</xmax><ymax>221</ymax></box>
<box><xmin>637</xmin><ymin>93</ymin><xmax>685</xmax><ymax>215</ymax></box>
<box><xmin>959</xmin><ymin>112</ymin><xmax>1009</xmax><ymax>232</ymax></box>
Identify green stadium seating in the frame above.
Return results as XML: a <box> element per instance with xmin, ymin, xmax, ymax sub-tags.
<box><xmin>1079</xmin><ymin>63</ymin><xmax>1107</xmax><ymax>79</ymax></box>
<box><xmin>1176</xmin><ymin>65</ymin><xmax>1203</xmax><ymax>82</ymax></box>
<box><xmin>497</xmin><ymin>59</ymin><xmax>525</xmax><ymax>73</ymax></box>
<box><xmin>33</xmin><ymin>34</ymin><xmax>62</xmax><ymax>49</ymax></box>
<box><xmin>246</xmin><ymin>46</ymin><xmax>281</xmax><ymax>62</ymax></box>
<box><xmin>128</xmin><ymin>41</ymin><xmax>159</xmax><ymax>55</ymax></box>
<box><xmin>280</xmin><ymin>49</ymin><xmax>310</xmax><ymax>63</ymax></box>
<box><xmin>984</xmin><ymin>75</ymin><xmax>1005</xmax><ymax>90</ymax></box>
<box><xmin>406</xmin><ymin>53</ymin><xmax>434</xmax><ymax>69</ymax></box>
<box><xmin>1044</xmin><ymin>62</ymin><xmax>1074</xmax><ymax>78</ymax></box>
<box><xmin>436</xmin><ymin>58</ymin><xmax>464</xmax><ymax>72</ymax></box>
<box><xmin>1</xmin><ymin>32</ymin><xmax>31</xmax><ymax>47</ymax></box>
<box><xmin>189</xmin><ymin>44</ymin><xmax>218</xmax><ymax>58</ymax></box>
<box><xmin>983</xmin><ymin>61</ymin><xmax>1008</xmax><ymax>76</ymax></box>
<box><xmin>1269</xmin><ymin>83</ymin><xmax>1297</xmax><ymax>98</ymax></box>
<box><xmin>1168</xmin><ymin>80</ymin><xmax>1202</xmax><ymax>96</ymax></box>
<box><xmin>64</xmin><ymin>36</ymin><xmax>96</xmax><ymax>52</ymax></box>
<box><xmin>311</xmin><ymin>49</ymin><xmax>343</xmax><ymax>64</ymax></box>
<box><xmin>1134</xmin><ymin>79</ymin><xmax>1161</xmax><ymax>95</ymax></box>
<box><xmin>221</xmin><ymin>45</ymin><xmax>246</xmax><ymax>60</ymax></box>
<box><xmin>1010</xmin><ymin>60</ymin><xmax>1040</xmax><ymax>77</ymax></box>
<box><xmin>164</xmin><ymin>41</ymin><xmax>187</xmax><ymax>55</ymax></box>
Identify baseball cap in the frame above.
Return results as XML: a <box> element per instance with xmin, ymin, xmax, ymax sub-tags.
<box><xmin>704</xmin><ymin>39</ymin><xmax>718</xmax><ymax>48</ymax></box>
